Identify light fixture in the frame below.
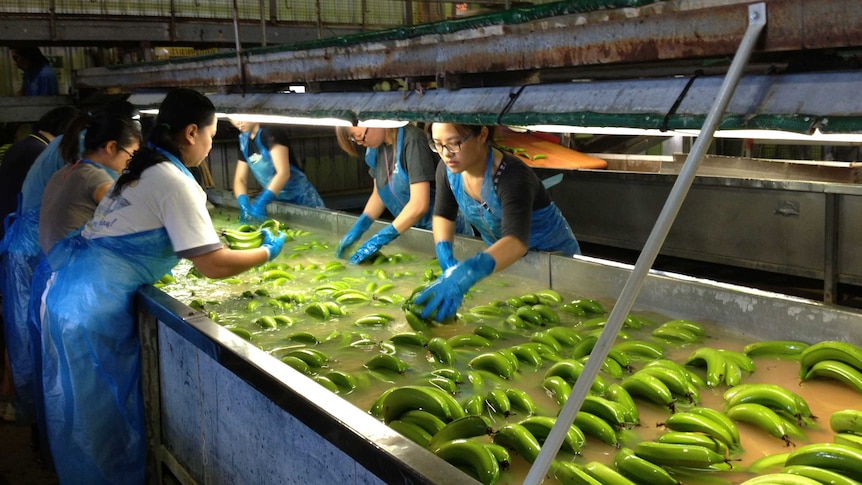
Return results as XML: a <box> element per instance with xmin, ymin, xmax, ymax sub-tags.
<box><xmin>520</xmin><ymin>125</ymin><xmax>862</xmax><ymax>144</ymax></box>
<box><xmin>138</xmin><ymin>109</ymin><xmax>408</xmax><ymax>129</ymax></box>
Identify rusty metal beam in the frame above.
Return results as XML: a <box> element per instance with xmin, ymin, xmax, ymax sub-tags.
<box><xmin>73</xmin><ymin>0</ymin><xmax>862</xmax><ymax>91</ymax></box>
<box><xmin>0</xmin><ymin>15</ymin><xmax>362</xmax><ymax>46</ymax></box>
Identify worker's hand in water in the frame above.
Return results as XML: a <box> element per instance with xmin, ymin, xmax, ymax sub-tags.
<box><xmin>260</xmin><ymin>228</ymin><xmax>287</xmax><ymax>261</ymax></box>
<box><xmin>349</xmin><ymin>224</ymin><xmax>400</xmax><ymax>264</ymax></box>
<box><xmin>237</xmin><ymin>194</ymin><xmax>254</xmax><ymax>223</ymax></box>
<box><xmin>435</xmin><ymin>241</ymin><xmax>458</xmax><ymax>271</ymax></box>
<box><xmin>336</xmin><ymin>213</ymin><xmax>373</xmax><ymax>259</ymax></box>
<box><xmin>248</xmin><ymin>189</ymin><xmax>276</xmax><ymax>223</ymax></box>
<box><xmin>415</xmin><ymin>252</ymin><xmax>496</xmax><ymax>322</ymax></box>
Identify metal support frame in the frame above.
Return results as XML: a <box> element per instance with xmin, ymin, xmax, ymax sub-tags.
<box><xmin>523</xmin><ymin>3</ymin><xmax>768</xmax><ymax>483</ymax></box>
<box><xmin>824</xmin><ymin>193</ymin><xmax>840</xmax><ymax>303</ymax></box>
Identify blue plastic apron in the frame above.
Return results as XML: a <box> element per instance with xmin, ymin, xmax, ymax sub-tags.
<box><xmin>28</xmin><ymin>159</ymin><xmax>120</xmax><ymax>462</ymax></box>
<box><xmin>239</xmin><ymin>129</ymin><xmax>325</xmax><ymax>208</ymax></box>
<box><xmin>41</xmin><ymin>148</ymin><xmax>185</xmax><ymax>484</ymax></box>
<box><xmin>365</xmin><ymin>127</ymin><xmax>472</xmax><ymax>235</ymax></box>
<box><xmin>447</xmin><ymin>148</ymin><xmax>580</xmax><ymax>255</ymax></box>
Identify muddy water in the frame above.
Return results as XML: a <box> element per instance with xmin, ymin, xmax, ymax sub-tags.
<box><xmin>160</xmin><ymin>209</ymin><xmax>861</xmax><ymax>485</ymax></box>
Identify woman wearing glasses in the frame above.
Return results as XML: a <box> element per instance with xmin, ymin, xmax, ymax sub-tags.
<box><xmin>231</xmin><ymin>120</ymin><xmax>325</xmax><ymax>223</ymax></box>
<box><xmin>335</xmin><ymin>124</ymin><xmax>471</xmax><ymax>264</ymax></box>
<box><xmin>39</xmin><ymin>108</ymin><xmax>142</xmax><ymax>254</ymax></box>
<box><xmin>414</xmin><ymin>123</ymin><xmax>580</xmax><ymax>322</ymax></box>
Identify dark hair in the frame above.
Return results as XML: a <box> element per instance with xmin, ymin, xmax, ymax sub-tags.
<box><xmin>60</xmin><ymin>101</ymin><xmax>141</xmax><ymax>163</ymax></box>
<box><xmin>12</xmin><ymin>46</ymin><xmax>49</xmax><ymax>68</ymax></box>
<box><xmin>35</xmin><ymin>106</ymin><xmax>79</xmax><ymax>137</ymax></box>
<box><xmin>111</xmin><ymin>89</ymin><xmax>215</xmax><ymax>197</ymax></box>
<box><xmin>423</xmin><ymin>123</ymin><xmax>494</xmax><ymax>143</ymax></box>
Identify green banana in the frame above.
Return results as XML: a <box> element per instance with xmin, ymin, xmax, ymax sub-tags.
<box><xmin>660</xmin><ymin>411</ymin><xmax>737</xmax><ymax>451</ymax></box>
<box><xmin>324</xmin><ymin>370</ymin><xmax>358</xmax><ymax>393</ymax></box>
<box><xmin>571</xmin><ymin>335</ymin><xmax>598</xmax><ymax>359</ymax></box>
<box><xmin>431</xmin><ymin>367</ymin><xmax>463</xmax><ymax>383</ymax></box>
<box><xmin>569</xmin><ymin>298</ymin><xmax>605</xmax><ymax>314</ymax></box>
<box><xmin>505</xmin><ymin>387</ymin><xmax>537</xmax><ymax>416</ymax></box>
<box><xmin>474</xmin><ymin>325</ymin><xmax>503</xmax><ymax>341</ymax></box>
<box><xmin>484</xmin><ymin>443</ymin><xmax>511</xmax><ymax>468</ymax></box>
<box><xmin>551</xmin><ymin>461</ymin><xmax>602</xmax><ymax>485</ymax></box>
<box><xmin>633</xmin><ymin>441</ymin><xmax>729</xmax><ymax>469</ymax></box>
<box><xmin>447</xmin><ymin>333</ymin><xmax>493</xmax><ymax>349</ymax></box>
<box><xmin>427</xmin><ymin>415</ymin><xmax>493</xmax><ymax>452</ymax></box>
<box><xmin>484</xmin><ymin>389</ymin><xmax>512</xmax><ymax>416</ymax></box>
<box><xmin>726</xmin><ymin>402</ymin><xmax>804</xmax><ymax>445</ymax></box>
<box><xmin>284</xmin><ymin>348</ymin><xmax>329</xmax><ymax>368</ymax></box>
<box><xmin>831</xmin><ymin>409</ymin><xmax>862</xmax><ymax>434</ymax></box>
<box><xmin>399</xmin><ymin>409</ymin><xmax>447</xmax><ymax>436</ymax></box>
<box><xmin>461</xmin><ymin>394</ymin><xmax>485</xmax><ymax>416</ymax></box>
<box><xmin>605</xmin><ymin>383</ymin><xmax>640</xmax><ymax>424</ymax></box>
<box><xmin>621</xmin><ymin>373</ymin><xmax>675</xmax><ymax>411</ymax></box>
<box><xmin>559</xmin><ymin>303</ymin><xmax>587</xmax><ymax>317</ymax></box>
<box><xmin>469</xmin><ymin>352</ymin><xmax>516</xmax><ymax>379</ymax></box>
<box><xmin>546</xmin><ymin>326</ymin><xmax>583</xmax><ymax>347</ymax></box>
<box><xmin>508</xmin><ymin>344</ymin><xmax>544</xmax><ymax>368</ymax></box>
<box><xmin>747</xmin><ymin>452</ymin><xmax>790</xmax><ymax>473</ymax></box>
<box><xmin>536</xmin><ymin>289</ymin><xmax>563</xmax><ymax>305</ymax></box>
<box><xmin>784</xmin><ymin>443</ymin><xmax>862</xmax><ymax>481</ymax></box>
<box><xmin>365</xmin><ymin>354</ymin><xmax>410</xmax><ymax>374</ymax></box>
<box><xmin>613</xmin><ymin>447</ymin><xmax>679</xmax><ymax>485</ymax></box>
<box><xmin>612</xmin><ymin>339</ymin><xmax>665</xmax><ymax>360</ymax></box>
<box><xmin>656</xmin><ymin>431</ymin><xmax>729</xmax><ymax>456</ymax></box>
<box><xmin>493</xmin><ymin>423</ymin><xmax>543</xmax><ymax>464</ymax></box>
<box><xmin>389</xmin><ymin>419</ymin><xmax>433</xmax><ymax>447</ymax></box>
<box><xmin>427</xmin><ymin>337</ymin><xmax>457</xmax><ymax>366</ymax></box>
<box><xmin>582</xmin><ymin>394</ymin><xmax>634</xmax><ymax>428</ymax></box>
<box><xmin>518</xmin><ymin>415</ymin><xmax>585</xmax><ymax>454</ymax></box>
<box><xmin>574</xmin><ymin>410</ymin><xmax>619</xmax><ymax>446</ymax></box>
<box><xmin>684</xmin><ymin>406</ymin><xmax>742</xmax><ymax>449</ymax></box>
<box><xmin>723</xmin><ymin>383</ymin><xmax>813</xmax><ymax>423</ymax></box>
<box><xmin>636</xmin><ymin>366</ymin><xmax>699</xmax><ymax>404</ymax></box>
<box><xmin>313</xmin><ymin>375</ymin><xmax>339</xmax><ymax>393</ymax></box>
<box><xmin>738</xmin><ymin>473</ymin><xmax>823</xmax><ymax>485</ymax></box>
<box><xmin>353</xmin><ymin>313</ymin><xmax>394</xmax><ymax>326</ymax></box>
<box><xmin>685</xmin><ymin>346</ymin><xmax>727</xmax><ymax>387</ymax></box>
<box><xmin>433</xmin><ymin>439</ymin><xmax>501</xmax><ymax>485</ymax></box>
<box><xmin>783</xmin><ymin>464</ymin><xmax>862</xmax><ymax>485</ymax></box>
<box><xmin>802</xmin><ymin>359</ymin><xmax>862</xmax><ymax>393</ymax></box>
<box><xmin>743</xmin><ymin>340</ymin><xmax>809</xmax><ymax>359</ymax></box>
<box><xmin>662</xmin><ymin>319</ymin><xmax>706</xmax><ymax>337</ymax></box>
<box><xmin>582</xmin><ymin>461</ymin><xmax>635</xmax><ymax>485</ymax></box>
<box><xmin>577</xmin><ymin>355</ymin><xmax>625</xmax><ymax>379</ymax></box>
<box><xmin>544</xmin><ymin>359</ymin><xmax>608</xmax><ymax>395</ymax></box>
<box><xmin>381</xmin><ymin>385</ymin><xmax>453</xmax><ymax>424</ymax></box>
<box><xmin>718</xmin><ymin>349</ymin><xmax>756</xmax><ymax>372</ymax></box>
<box><xmin>388</xmin><ymin>332</ymin><xmax>429</xmax><ymax>348</ymax></box>
<box><xmin>835</xmin><ymin>432</ymin><xmax>862</xmax><ymax>450</ymax></box>
<box><xmin>280</xmin><ymin>355</ymin><xmax>310</xmax><ymax>374</ymax></box>
<box><xmin>800</xmin><ymin>341</ymin><xmax>862</xmax><ymax>378</ymax></box>
<box><xmin>543</xmin><ymin>376</ymin><xmax>572</xmax><ymax>407</ymax></box>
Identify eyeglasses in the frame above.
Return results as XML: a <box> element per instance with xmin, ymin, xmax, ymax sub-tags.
<box><xmin>429</xmin><ymin>133</ymin><xmax>473</xmax><ymax>154</ymax></box>
<box><xmin>348</xmin><ymin>128</ymin><xmax>368</xmax><ymax>144</ymax></box>
<box><xmin>119</xmin><ymin>147</ymin><xmax>135</xmax><ymax>159</ymax></box>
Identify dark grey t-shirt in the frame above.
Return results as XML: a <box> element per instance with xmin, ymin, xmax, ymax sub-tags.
<box><xmin>39</xmin><ymin>162</ymin><xmax>114</xmax><ymax>254</ymax></box>
<box><xmin>371</xmin><ymin>125</ymin><xmax>437</xmax><ymax>190</ymax></box>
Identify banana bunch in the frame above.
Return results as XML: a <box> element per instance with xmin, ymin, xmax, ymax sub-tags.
<box><xmin>659</xmin><ymin>408</ymin><xmax>742</xmax><ymax>453</ymax></box>
<box><xmin>831</xmin><ymin>409</ymin><xmax>862</xmax><ymax>450</ymax></box>
<box><xmin>744</xmin><ymin>339</ymin><xmax>810</xmax><ymax>359</ymax></box>
<box><xmin>432</xmin><ymin>439</ymin><xmax>506</xmax><ymax>485</ymax></box>
<box><xmin>684</xmin><ymin>346</ymin><xmax>755</xmax><ymax>387</ymax></box>
<box><xmin>724</xmin><ymin>383</ymin><xmax>814</xmax><ymax>426</ymax></box>
<box><xmin>799</xmin><ymin>341</ymin><xmax>862</xmax><ymax>394</ymax></box>
<box><xmin>726</xmin><ymin>401</ymin><xmax>806</xmax><ymax>446</ymax></box>
<box><xmin>740</xmin><ymin>442</ymin><xmax>862</xmax><ymax>484</ymax></box>
<box><xmin>624</xmin><ymin>359</ymin><xmax>701</xmax><ymax>408</ymax></box>
<box><xmin>651</xmin><ymin>319</ymin><xmax>706</xmax><ymax>345</ymax></box>
<box><xmin>222</xmin><ymin>226</ymin><xmax>264</xmax><ymax>250</ymax></box>
<box><xmin>373</xmin><ymin>385</ymin><xmax>465</xmax><ymax>424</ymax></box>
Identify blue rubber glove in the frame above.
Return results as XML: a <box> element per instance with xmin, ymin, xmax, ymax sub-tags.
<box><xmin>336</xmin><ymin>213</ymin><xmax>374</xmax><ymax>259</ymax></box>
<box><xmin>260</xmin><ymin>228</ymin><xmax>287</xmax><ymax>261</ymax></box>
<box><xmin>349</xmin><ymin>224</ymin><xmax>400</xmax><ymax>264</ymax></box>
<box><xmin>435</xmin><ymin>241</ymin><xmax>458</xmax><ymax>271</ymax></box>
<box><xmin>414</xmin><ymin>252</ymin><xmax>496</xmax><ymax>322</ymax></box>
<box><xmin>237</xmin><ymin>194</ymin><xmax>254</xmax><ymax>223</ymax></box>
<box><xmin>249</xmin><ymin>189</ymin><xmax>276</xmax><ymax>223</ymax></box>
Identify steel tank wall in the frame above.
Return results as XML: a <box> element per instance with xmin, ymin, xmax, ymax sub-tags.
<box><xmin>137</xmin><ymin>192</ymin><xmax>862</xmax><ymax>483</ymax></box>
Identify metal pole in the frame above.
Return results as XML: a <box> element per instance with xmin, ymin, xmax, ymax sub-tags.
<box><xmin>232</xmin><ymin>0</ymin><xmax>246</xmax><ymax>92</ymax></box>
<box><xmin>522</xmin><ymin>3</ymin><xmax>768</xmax><ymax>484</ymax></box>
<box><xmin>259</xmin><ymin>0</ymin><xmax>267</xmax><ymax>47</ymax></box>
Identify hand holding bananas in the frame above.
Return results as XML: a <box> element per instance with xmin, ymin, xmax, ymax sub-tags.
<box><xmin>415</xmin><ymin>252</ymin><xmax>496</xmax><ymax>322</ymax></box>
<box><xmin>260</xmin><ymin>228</ymin><xmax>287</xmax><ymax>261</ymax></box>
<box><xmin>349</xmin><ymin>224</ymin><xmax>400</xmax><ymax>264</ymax></box>
<box><xmin>248</xmin><ymin>189</ymin><xmax>276</xmax><ymax>223</ymax></box>
<box><xmin>435</xmin><ymin>241</ymin><xmax>458</xmax><ymax>271</ymax></box>
<box><xmin>336</xmin><ymin>213</ymin><xmax>373</xmax><ymax>259</ymax></box>
<box><xmin>237</xmin><ymin>194</ymin><xmax>254</xmax><ymax>223</ymax></box>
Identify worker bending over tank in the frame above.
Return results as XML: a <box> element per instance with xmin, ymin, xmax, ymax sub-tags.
<box><xmin>415</xmin><ymin>123</ymin><xmax>580</xmax><ymax>322</ymax></box>
<box><xmin>231</xmin><ymin>120</ymin><xmax>325</xmax><ymax>223</ymax></box>
<box><xmin>334</xmin><ymin>124</ymin><xmax>472</xmax><ymax>264</ymax></box>
<box><xmin>40</xmin><ymin>89</ymin><xmax>287</xmax><ymax>484</ymax></box>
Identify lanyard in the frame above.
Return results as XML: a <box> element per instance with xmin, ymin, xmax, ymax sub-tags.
<box><xmin>149</xmin><ymin>143</ymin><xmax>196</xmax><ymax>181</ymax></box>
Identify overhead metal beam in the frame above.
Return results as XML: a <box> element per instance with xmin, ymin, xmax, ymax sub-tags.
<box><xmin>73</xmin><ymin>0</ymin><xmax>862</xmax><ymax>91</ymax></box>
<box><xmin>0</xmin><ymin>15</ymin><xmax>362</xmax><ymax>46</ymax></box>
